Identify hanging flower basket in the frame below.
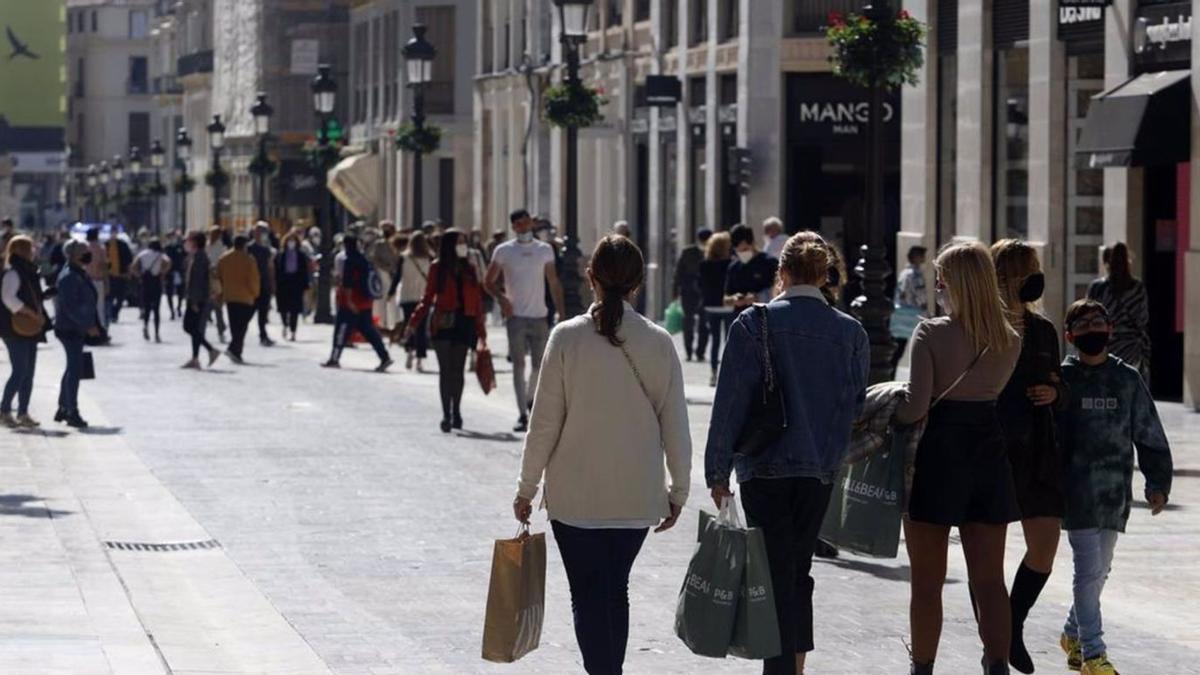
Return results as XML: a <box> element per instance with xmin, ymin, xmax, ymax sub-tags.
<box><xmin>543</xmin><ymin>82</ymin><xmax>607</xmax><ymax>129</ymax></box>
<box><xmin>205</xmin><ymin>168</ymin><xmax>229</xmax><ymax>189</ymax></box>
<box><xmin>826</xmin><ymin>9</ymin><xmax>927</xmax><ymax>90</ymax></box>
<box><xmin>174</xmin><ymin>174</ymin><xmax>196</xmax><ymax>194</ymax></box>
<box><xmin>248</xmin><ymin>154</ymin><xmax>279</xmax><ymax>177</ymax></box>
<box><xmin>395</xmin><ymin>122</ymin><xmax>443</xmax><ymax>154</ymax></box>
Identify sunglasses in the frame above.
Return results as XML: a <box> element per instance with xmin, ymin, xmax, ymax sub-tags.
<box><xmin>1069</xmin><ymin>315</ymin><xmax>1110</xmax><ymax>333</ymax></box>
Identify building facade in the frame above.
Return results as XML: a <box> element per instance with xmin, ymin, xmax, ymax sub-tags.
<box><xmin>474</xmin><ymin>0</ymin><xmax>901</xmax><ymax>317</ymax></box>
<box><xmin>347</xmin><ymin>0</ymin><xmax>476</xmax><ymax>229</ymax></box>
<box><xmin>898</xmin><ymin>0</ymin><xmax>1200</xmax><ymax>406</ymax></box>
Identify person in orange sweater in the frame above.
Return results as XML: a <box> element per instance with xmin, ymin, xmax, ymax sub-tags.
<box><xmin>216</xmin><ymin>235</ymin><xmax>260</xmax><ymax>364</ymax></box>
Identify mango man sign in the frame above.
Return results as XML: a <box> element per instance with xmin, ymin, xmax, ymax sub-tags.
<box><xmin>0</xmin><ymin>0</ymin><xmax>66</xmax><ymax>152</ymax></box>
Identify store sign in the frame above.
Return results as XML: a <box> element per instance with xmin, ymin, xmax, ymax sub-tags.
<box><xmin>796</xmin><ymin>100</ymin><xmax>896</xmax><ymax>136</ymax></box>
<box><xmin>645</xmin><ymin>75</ymin><xmax>681</xmax><ymax>107</ymax></box>
<box><xmin>1133</xmin><ymin>2</ymin><xmax>1192</xmax><ymax>67</ymax></box>
<box><xmin>1059</xmin><ymin>0</ymin><xmax>1109</xmax><ymax>6</ymax></box>
<box><xmin>1060</xmin><ymin>6</ymin><xmax>1103</xmax><ymax>25</ymax></box>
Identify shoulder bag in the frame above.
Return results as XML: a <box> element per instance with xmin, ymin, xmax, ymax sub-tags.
<box><xmin>734</xmin><ymin>304</ymin><xmax>787</xmax><ymax>458</ymax></box>
<box><xmin>11</xmin><ymin>273</ymin><xmax>46</xmax><ymax>338</ymax></box>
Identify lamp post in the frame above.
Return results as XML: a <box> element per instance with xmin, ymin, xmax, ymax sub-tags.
<box><xmin>554</xmin><ymin>0</ymin><xmax>593</xmax><ymax>319</ymax></box>
<box><xmin>150</xmin><ymin>140</ymin><xmax>166</xmax><ymax>234</ymax></box>
<box><xmin>129</xmin><ymin>146</ymin><xmax>144</xmax><ymax>228</ymax></box>
<box><xmin>402</xmin><ymin>24</ymin><xmax>435</xmax><ymax>229</ymax></box>
<box><xmin>207</xmin><ymin>114</ymin><xmax>226</xmax><ymax>227</ymax></box>
<box><xmin>111</xmin><ymin>155</ymin><xmax>125</xmax><ymax>223</ymax></box>
<box><xmin>250</xmin><ymin>92</ymin><xmax>274</xmax><ymax>222</ymax></box>
<box><xmin>849</xmin><ymin>0</ymin><xmax>897</xmax><ymax>384</ymax></box>
<box><xmin>310</xmin><ymin>64</ymin><xmax>338</xmax><ymax>324</ymax></box>
<box><xmin>86</xmin><ymin>165</ymin><xmax>98</xmax><ymax>221</ymax></box>
<box><xmin>98</xmin><ymin>161</ymin><xmax>110</xmax><ymax>221</ymax></box>
<box><xmin>176</xmin><ymin>127</ymin><xmax>192</xmax><ymax>232</ymax></box>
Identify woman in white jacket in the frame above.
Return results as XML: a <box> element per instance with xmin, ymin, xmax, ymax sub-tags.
<box><xmin>514</xmin><ymin>234</ymin><xmax>692</xmax><ymax>675</ymax></box>
<box><xmin>396</xmin><ymin>232</ymin><xmax>432</xmax><ymax>371</ymax></box>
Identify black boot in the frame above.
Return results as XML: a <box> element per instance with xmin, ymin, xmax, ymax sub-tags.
<box><xmin>910</xmin><ymin>662</ymin><xmax>934</xmax><ymax>675</ymax></box>
<box><xmin>984</xmin><ymin>660</ymin><xmax>1009</xmax><ymax>674</ymax></box>
<box><xmin>1009</xmin><ymin>563</ymin><xmax>1051</xmax><ymax>674</ymax></box>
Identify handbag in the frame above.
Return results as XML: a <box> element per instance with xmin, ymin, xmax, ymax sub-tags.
<box><xmin>81</xmin><ymin>351</ymin><xmax>95</xmax><ymax>380</ymax></box>
<box><xmin>11</xmin><ymin>274</ymin><xmax>45</xmax><ymax>338</ymax></box>
<box><xmin>734</xmin><ymin>305</ymin><xmax>787</xmax><ymax>458</ymax></box>
<box><xmin>476</xmin><ymin>347</ymin><xmax>496</xmax><ymax>394</ymax></box>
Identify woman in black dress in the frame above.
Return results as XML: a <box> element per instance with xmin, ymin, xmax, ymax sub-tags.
<box><xmin>697</xmin><ymin>231</ymin><xmax>733</xmax><ymax>386</ymax></box>
<box><xmin>275</xmin><ymin>229</ymin><xmax>310</xmax><ymax>341</ymax></box>
<box><xmin>991</xmin><ymin>239</ymin><xmax>1067</xmax><ymax>674</ymax></box>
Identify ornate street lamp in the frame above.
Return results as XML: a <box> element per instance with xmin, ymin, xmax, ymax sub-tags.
<box><xmin>553</xmin><ymin>0</ymin><xmax>594</xmax><ymax>319</ymax></box>
<box><xmin>207</xmin><ymin>114</ymin><xmax>226</xmax><ymax>226</ymax></box>
<box><xmin>250</xmin><ymin>92</ymin><xmax>275</xmax><ymax>222</ymax></box>
<box><xmin>128</xmin><ymin>146</ymin><xmax>144</xmax><ymax>228</ymax></box>
<box><xmin>150</xmin><ymin>139</ymin><xmax>166</xmax><ymax>234</ymax></box>
<box><xmin>402</xmin><ymin>24</ymin><xmax>436</xmax><ymax>229</ymax></box>
<box><xmin>310</xmin><ymin>64</ymin><xmax>338</xmax><ymax>324</ymax></box>
<box><xmin>176</xmin><ymin>127</ymin><xmax>193</xmax><ymax>232</ymax></box>
<box><xmin>86</xmin><ymin>164</ymin><xmax>98</xmax><ymax>221</ymax></box>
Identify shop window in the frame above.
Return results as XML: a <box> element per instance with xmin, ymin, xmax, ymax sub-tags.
<box><xmin>1066</xmin><ymin>53</ymin><xmax>1105</xmax><ymax>295</ymax></box>
<box><xmin>994</xmin><ymin>47</ymin><xmax>1029</xmax><ymax>240</ymax></box>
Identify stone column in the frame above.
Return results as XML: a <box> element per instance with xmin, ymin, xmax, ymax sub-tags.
<box><xmin>646</xmin><ymin>0</ymin><xmax>666</xmax><ymax>318</ymax></box>
<box><xmin>704</xmin><ymin>0</ymin><xmax>719</xmax><ymax>231</ymax></box>
<box><xmin>1185</xmin><ymin>0</ymin><xmax>1200</xmax><ymax>410</ymax></box>
<box><xmin>1103</xmin><ymin>0</ymin><xmax>1143</xmax><ymax>275</ymax></box>
<box><xmin>955</xmin><ymin>0</ymin><xmax>992</xmax><ymax>240</ymax></box>
<box><xmin>1028</xmin><ymin>0</ymin><xmax>1068</xmax><ymax>322</ymax></box>
<box><xmin>675</xmin><ymin>0</ymin><xmax>692</xmax><ymax>252</ymax></box>
<box><xmin>737</xmin><ymin>0</ymin><xmax>782</xmax><ymax>231</ymax></box>
<box><xmin>898</xmin><ymin>0</ymin><xmax>938</xmax><ymax>279</ymax></box>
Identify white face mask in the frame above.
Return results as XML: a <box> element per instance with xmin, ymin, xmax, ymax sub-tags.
<box><xmin>455</xmin><ymin>244</ymin><xmax>469</xmax><ymax>259</ymax></box>
<box><xmin>516</xmin><ymin>231</ymin><xmax>534</xmax><ymax>243</ymax></box>
<box><xmin>737</xmin><ymin>250</ymin><xmax>754</xmax><ymax>264</ymax></box>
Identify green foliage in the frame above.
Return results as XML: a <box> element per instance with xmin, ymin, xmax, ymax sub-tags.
<box><xmin>395</xmin><ymin>122</ymin><xmax>443</xmax><ymax>154</ymax></box>
<box><xmin>543</xmin><ymin>82</ymin><xmax>607</xmax><ymax>129</ymax></box>
<box><xmin>826</xmin><ymin>9</ymin><xmax>927</xmax><ymax>90</ymax></box>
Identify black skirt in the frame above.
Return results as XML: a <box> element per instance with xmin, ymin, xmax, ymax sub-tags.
<box><xmin>908</xmin><ymin>401</ymin><xmax>1022</xmax><ymax>526</ymax></box>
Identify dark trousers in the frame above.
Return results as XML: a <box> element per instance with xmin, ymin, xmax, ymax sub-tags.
<box><xmin>57</xmin><ymin>333</ymin><xmax>85</xmax><ymax>414</ymax></box>
<box><xmin>741</xmin><ymin>477</ymin><xmax>835</xmax><ymax>675</ymax></box>
<box><xmin>141</xmin><ymin>276</ymin><xmax>162</xmax><ymax>336</ymax></box>
<box><xmin>432</xmin><ymin>339</ymin><xmax>468</xmax><ymax>419</ymax></box>
<box><xmin>108</xmin><ymin>277</ymin><xmax>128</xmax><ymax>322</ymax></box>
<box><xmin>226</xmin><ymin>302</ymin><xmax>255</xmax><ymax>358</ymax></box>
<box><xmin>254</xmin><ymin>294</ymin><xmax>271</xmax><ymax>341</ymax></box>
<box><xmin>330</xmin><ymin>307</ymin><xmax>388</xmax><ymax>363</ymax></box>
<box><xmin>550</xmin><ymin>521</ymin><xmax>649</xmax><ymax>675</ymax></box>
<box><xmin>280</xmin><ymin>308</ymin><xmax>300</xmax><ymax>335</ymax></box>
<box><xmin>2</xmin><ymin>337</ymin><xmax>37</xmax><ymax>415</ymax></box>
<box><xmin>401</xmin><ymin>301</ymin><xmax>428</xmax><ymax>359</ymax></box>
<box><xmin>681</xmin><ymin>303</ymin><xmax>709</xmax><ymax>360</ymax></box>
<box><xmin>705</xmin><ymin>311</ymin><xmax>735</xmax><ymax>373</ymax></box>
<box><xmin>184</xmin><ymin>305</ymin><xmax>216</xmax><ymax>359</ymax></box>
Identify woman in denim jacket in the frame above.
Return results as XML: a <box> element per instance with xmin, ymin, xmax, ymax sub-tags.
<box><xmin>705</xmin><ymin>232</ymin><xmax>869</xmax><ymax>675</ymax></box>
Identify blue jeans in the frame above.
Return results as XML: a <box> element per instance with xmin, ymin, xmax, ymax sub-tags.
<box><xmin>1063</xmin><ymin>528</ymin><xmax>1119</xmax><ymax>659</ymax></box>
<box><xmin>57</xmin><ymin>333</ymin><xmax>85</xmax><ymax>414</ymax></box>
<box><xmin>551</xmin><ymin>521</ymin><xmax>648</xmax><ymax>675</ymax></box>
<box><xmin>2</xmin><ymin>338</ymin><xmax>37</xmax><ymax>415</ymax></box>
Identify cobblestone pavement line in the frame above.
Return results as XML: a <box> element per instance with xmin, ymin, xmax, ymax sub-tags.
<box><xmin>2</xmin><ymin>315</ymin><xmax>1198</xmax><ymax>673</ymax></box>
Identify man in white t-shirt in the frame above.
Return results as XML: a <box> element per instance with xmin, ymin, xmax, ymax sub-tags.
<box><xmin>485</xmin><ymin>208</ymin><xmax>565</xmax><ymax>432</ymax></box>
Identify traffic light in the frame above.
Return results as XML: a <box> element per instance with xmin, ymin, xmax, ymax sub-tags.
<box><xmin>727</xmin><ymin>146</ymin><xmax>751</xmax><ymax>195</ymax></box>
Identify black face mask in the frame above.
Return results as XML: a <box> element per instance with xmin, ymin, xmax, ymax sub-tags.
<box><xmin>1073</xmin><ymin>331</ymin><xmax>1110</xmax><ymax>357</ymax></box>
<box><xmin>1019</xmin><ymin>272</ymin><xmax>1045</xmax><ymax>303</ymax></box>
<box><xmin>79</xmin><ymin>252</ymin><xmax>93</xmax><ymax>266</ymax></box>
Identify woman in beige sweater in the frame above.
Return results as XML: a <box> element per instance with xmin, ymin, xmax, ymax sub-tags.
<box><xmin>514</xmin><ymin>235</ymin><xmax>691</xmax><ymax>674</ymax></box>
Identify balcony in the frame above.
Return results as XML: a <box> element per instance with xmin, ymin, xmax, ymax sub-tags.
<box><xmin>127</xmin><ymin>78</ymin><xmax>150</xmax><ymax>95</ymax></box>
<box><xmin>177</xmin><ymin>49</ymin><xmax>213</xmax><ymax>78</ymax></box>
<box><xmin>154</xmin><ymin>75</ymin><xmax>183</xmax><ymax>95</ymax></box>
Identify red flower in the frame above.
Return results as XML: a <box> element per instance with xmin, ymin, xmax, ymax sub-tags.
<box><xmin>898</xmin><ymin>9</ymin><xmax>911</xmax><ymax>20</ymax></box>
<box><xmin>827</xmin><ymin>10</ymin><xmax>845</xmax><ymax>26</ymax></box>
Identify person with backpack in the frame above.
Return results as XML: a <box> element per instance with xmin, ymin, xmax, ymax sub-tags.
<box><xmin>322</xmin><ymin>234</ymin><xmax>393</xmax><ymax>372</ymax></box>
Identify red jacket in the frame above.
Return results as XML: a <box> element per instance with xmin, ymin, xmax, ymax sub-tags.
<box><xmin>409</xmin><ymin>261</ymin><xmax>487</xmax><ymax>342</ymax></box>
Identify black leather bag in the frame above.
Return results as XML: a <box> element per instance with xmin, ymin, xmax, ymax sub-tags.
<box><xmin>734</xmin><ymin>305</ymin><xmax>787</xmax><ymax>457</ymax></box>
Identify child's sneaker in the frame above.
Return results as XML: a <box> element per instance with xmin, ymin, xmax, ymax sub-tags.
<box><xmin>1080</xmin><ymin>654</ymin><xmax>1120</xmax><ymax>675</ymax></box>
<box><xmin>1060</xmin><ymin>634</ymin><xmax>1083</xmax><ymax>671</ymax></box>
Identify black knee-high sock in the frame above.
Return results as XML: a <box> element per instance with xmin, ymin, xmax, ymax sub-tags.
<box><xmin>1010</xmin><ymin>562</ymin><xmax>1051</xmax><ymax>674</ymax></box>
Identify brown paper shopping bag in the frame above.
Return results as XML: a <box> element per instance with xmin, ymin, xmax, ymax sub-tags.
<box><xmin>481</xmin><ymin>525</ymin><xmax>546</xmax><ymax>663</ymax></box>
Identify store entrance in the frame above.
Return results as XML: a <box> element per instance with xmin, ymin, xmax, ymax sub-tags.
<box><xmin>1142</xmin><ymin>162</ymin><xmax>1186</xmax><ymax>401</ymax></box>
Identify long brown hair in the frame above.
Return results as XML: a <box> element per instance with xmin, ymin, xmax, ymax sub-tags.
<box><xmin>3</xmin><ymin>235</ymin><xmax>33</xmax><ymax>268</ymax></box>
<box><xmin>1104</xmin><ymin>242</ymin><xmax>1134</xmax><ymax>293</ymax></box>
<box><xmin>589</xmin><ymin>235</ymin><xmax>645</xmax><ymax>346</ymax></box>
<box><xmin>704</xmin><ymin>231</ymin><xmax>731</xmax><ymax>261</ymax></box>
<box><xmin>990</xmin><ymin>238</ymin><xmax>1041</xmax><ymax>318</ymax></box>
<box><xmin>406</xmin><ymin>231</ymin><xmax>431</xmax><ymax>259</ymax></box>
<box><xmin>935</xmin><ymin>242</ymin><xmax>1018</xmax><ymax>353</ymax></box>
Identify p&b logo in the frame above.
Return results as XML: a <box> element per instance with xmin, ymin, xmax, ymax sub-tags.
<box><xmin>1081</xmin><ymin>397</ymin><xmax>1119</xmax><ymax>411</ymax></box>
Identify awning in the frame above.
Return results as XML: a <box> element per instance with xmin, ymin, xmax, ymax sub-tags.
<box><xmin>1075</xmin><ymin>70</ymin><xmax>1191</xmax><ymax>169</ymax></box>
<box><xmin>327</xmin><ymin>152</ymin><xmax>381</xmax><ymax>217</ymax></box>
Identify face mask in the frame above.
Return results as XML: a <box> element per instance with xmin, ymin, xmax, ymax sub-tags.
<box><xmin>455</xmin><ymin>244</ymin><xmax>469</xmax><ymax>259</ymax></box>
<box><xmin>1018</xmin><ymin>272</ymin><xmax>1045</xmax><ymax>303</ymax></box>
<box><xmin>736</xmin><ymin>250</ymin><xmax>754</xmax><ymax>264</ymax></box>
<box><xmin>80</xmin><ymin>252</ymin><xmax>93</xmax><ymax>265</ymax></box>
<box><xmin>516</xmin><ymin>231</ymin><xmax>534</xmax><ymax>244</ymax></box>
<box><xmin>935</xmin><ymin>285</ymin><xmax>954</xmax><ymax>314</ymax></box>
<box><xmin>1073</xmin><ymin>331</ymin><xmax>1110</xmax><ymax>357</ymax></box>
<box><xmin>537</xmin><ymin>231</ymin><xmax>551</xmax><ymax>242</ymax></box>
<box><xmin>286</xmin><ymin>241</ymin><xmax>297</xmax><ymax>251</ymax></box>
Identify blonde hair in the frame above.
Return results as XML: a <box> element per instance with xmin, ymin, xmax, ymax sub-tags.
<box><xmin>779</xmin><ymin>231</ymin><xmax>830</xmax><ymax>286</ymax></box>
<box><xmin>935</xmin><ymin>241</ymin><xmax>1017</xmax><ymax>353</ymax></box>
<box><xmin>990</xmin><ymin>239</ymin><xmax>1041</xmax><ymax>317</ymax></box>
<box><xmin>705</xmin><ymin>231</ymin><xmax>732</xmax><ymax>261</ymax></box>
<box><xmin>4</xmin><ymin>235</ymin><xmax>33</xmax><ymax>267</ymax></box>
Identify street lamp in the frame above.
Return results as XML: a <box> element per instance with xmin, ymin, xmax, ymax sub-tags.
<box><xmin>554</xmin><ymin>0</ymin><xmax>593</xmax><ymax>319</ymax></box>
<box><xmin>129</xmin><ymin>146</ymin><xmax>144</xmax><ymax>230</ymax></box>
<box><xmin>849</xmin><ymin>0</ymin><xmax>897</xmax><ymax>383</ymax></box>
<box><xmin>207</xmin><ymin>114</ymin><xmax>226</xmax><ymax>227</ymax></box>
<box><xmin>176</xmin><ymin>127</ymin><xmax>192</xmax><ymax>232</ymax></box>
<box><xmin>402</xmin><ymin>23</ymin><xmax>435</xmax><ymax>229</ymax></box>
<box><xmin>250</xmin><ymin>92</ymin><xmax>275</xmax><ymax>221</ymax></box>
<box><xmin>310</xmin><ymin>64</ymin><xmax>338</xmax><ymax>324</ymax></box>
<box><xmin>150</xmin><ymin>139</ymin><xmax>166</xmax><ymax>234</ymax></box>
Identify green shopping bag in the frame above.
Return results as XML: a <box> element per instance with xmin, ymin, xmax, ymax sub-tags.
<box><xmin>820</xmin><ymin>431</ymin><xmax>907</xmax><ymax>558</ymax></box>
<box><xmin>664</xmin><ymin>300</ymin><xmax>684</xmax><ymax>335</ymax></box>
<box><xmin>675</xmin><ymin>499</ymin><xmax>746</xmax><ymax>657</ymax></box>
<box><xmin>728</xmin><ymin>525</ymin><xmax>781</xmax><ymax>660</ymax></box>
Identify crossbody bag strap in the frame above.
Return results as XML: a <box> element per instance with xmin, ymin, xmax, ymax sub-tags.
<box><xmin>618</xmin><ymin>341</ymin><xmax>659</xmax><ymax>415</ymax></box>
<box><xmin>753</xmin><ymin>304</ymin><xmax>777</xmax><ymax>396</ymax></box>
<box><xmin>931</xmin><ymin>346</ymin><xmax>990</xmax><ymax>409</ymax></box>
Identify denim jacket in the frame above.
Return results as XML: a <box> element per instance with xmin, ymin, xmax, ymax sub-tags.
<box><xmin>705</xmin><ymin>286</ymin><xmax>870</xmax><ymax>486</ymax></box>
<box><xmin>53</xmin><ymin>264</ymin><xmax>98</xmax><ymax>338</ymax></box>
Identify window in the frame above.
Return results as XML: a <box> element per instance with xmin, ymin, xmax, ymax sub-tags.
<box><xmin>689</xmin><ymin>1</ymin><xmax>708</xmax><ymax>45</ymax></box>
<box><xmin>663</xmin><ymin>0</ymin><xmax>678</xmax><ymax>47</ymax></box>
<box><xmin>606</xmin><ymin>0</ymin><xmax>623</xmax><ymax>29</ymax></box>
<box><xmin>993</xmin><ymin>47</ymin><xmax>1029</xmax><ymax>240</ymax></box>
<box><xmin>353</xmin><ymin>22</ymin><xmax>368</xmax><ymax>123</ymax></box>
<box><xmin>128</xmin><ymin>112</ymin><xmax>150</xmax><ymax>153</ymax></box>
<box><xmin>635</xmin><ymin>0</ymin><xmax>651</xmax><ymax>22</ymax></box>
<box><xmin>416</xmin><ymin>6</ymin><xmax>457</xmax><ymax>115</ymax></box>
<box><xmin>74</xmin><ymin>58</ymin><xmax>85</xmax><ymax>97</ymax></box>
<box><xmin>719</xmin><ymin>0</ymin><xmax>739</xmax><ymax>41</ymax></box>
<box><xmin>129</xmin><ymin>10</ymin><xmax>148</xmax><ymax>38</ymax></box>
<box><xmin>128</xmin><ymin>56</ymin><xmax>148</xmax><ymax>94</ymax></box>
<box><xmin>386</xmin><ymin>12</ymin><xmax>400</xmax><ymax>119</ymax></box>
<box><xmin>91</xmin><ymin>10</ymin><xmax>98</xmax><ymax>32</ymax></box>
<box><xmin>481</xmin><ymin>0</ymin><xmax>494</xmax><ymax>73</ymax></box>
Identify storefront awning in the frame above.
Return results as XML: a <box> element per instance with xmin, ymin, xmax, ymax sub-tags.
<box><xmin>1076</xmin><ymin>70</ymin><xmax>1191</xmax><ymax>169</ymax></box>
<box><xmin>327</xmin><ymin>152</ymin><xmax>381</xmax><ymax>218</ymax></box>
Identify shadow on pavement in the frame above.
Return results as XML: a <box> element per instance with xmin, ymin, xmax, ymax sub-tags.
<box><xmin>13</xmin><ymin>428</ymin><xmax>70</xmax><ymax>438</ymax></box>
<box><xmin>1132</xmin><ymin>500</ymin><xmax>1185</xmax><ymax>511</ymax></box>
<box><xmin>457</xmin><ymin>430</ymin><xmax>520</xmax><ymax>443</ymax></box>
<box><xmin>1173</xmin><ymin>468</ymin><xmax>1200</xmax><ymax>478</ymax></box>
<box><xmin>79</xmin><ymin>426</ymin><xmax>123</xmax><ymax>436</ymax></box>
<box><xmin>814</xmin><ymin>556</ymin><xmax>962</xmax><ymax>585</ymax></box>
<box><xmin>0</xmin><ymin>494</ymin><xmax>73</xmax><ymax>519</ymax></box>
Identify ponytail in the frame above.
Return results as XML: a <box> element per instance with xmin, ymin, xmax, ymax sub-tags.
<box><xmin>588</xmin><ymin>235</ymin><xmax>645</xmax><ymax>347</ymax></box>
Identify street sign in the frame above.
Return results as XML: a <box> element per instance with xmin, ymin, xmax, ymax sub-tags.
<box><xmin>645</xmin><ymin>75</ymin><xmax>681</xmax><ymax>107</ymax></box>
